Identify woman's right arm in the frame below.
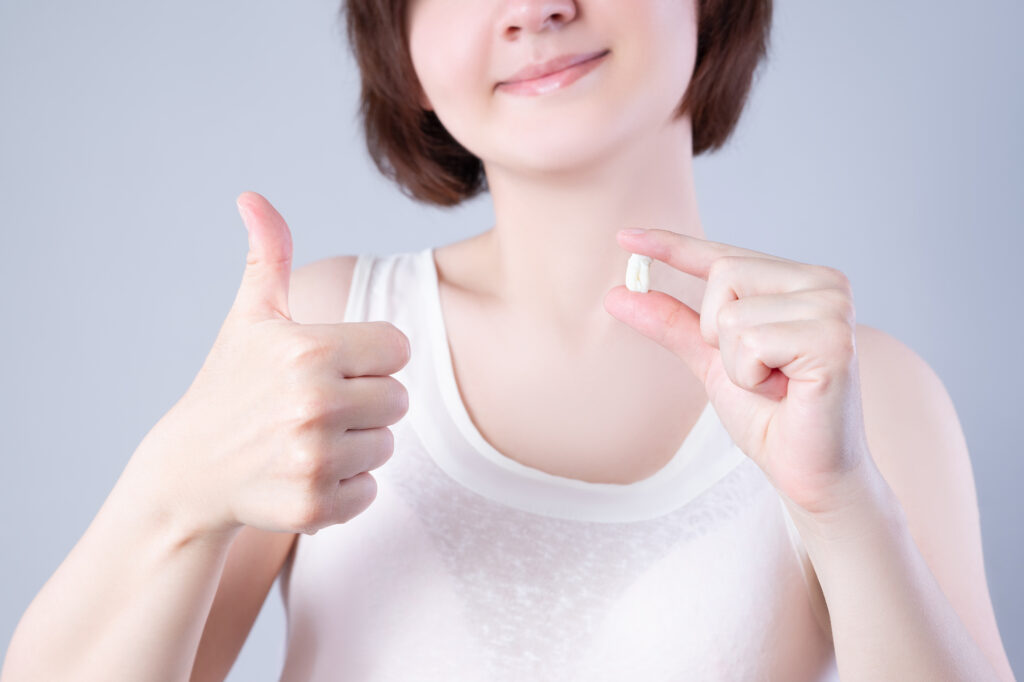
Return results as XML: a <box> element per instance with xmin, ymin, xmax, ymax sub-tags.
<box><xmin>0</xmin><ymin>451</ymin><xmax>242</xmax><ymax>682</ymax></box>
<box><xmin>2</xmin><ymin>194</ymin><xmax>408</xmax><ymax>681</ymax></box>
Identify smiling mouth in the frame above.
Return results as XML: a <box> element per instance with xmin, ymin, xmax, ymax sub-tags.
<box><xmin>495</xmin><ymin>50</ymin><xmax>611</xmax><ymax>96</ymax></box>
<box><xmin>501</xmin><ymin>49</ymin><xmax>611</xmax><ymax>85</ymax></box>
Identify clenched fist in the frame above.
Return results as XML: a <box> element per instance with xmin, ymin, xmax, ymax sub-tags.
<box><xmin>130</xmin><ymin>192</ymin><xmax>411</xmax><ymax>540</ymax></box>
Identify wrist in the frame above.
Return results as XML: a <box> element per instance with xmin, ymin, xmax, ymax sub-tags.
<box><xmin>780</xmin><ymin>453</ymin><xmax>907</xmax><ymax>548</ymax></box>
<box><xmin>120</xmin><ymin>439</ymin><xmax>242</xmax><ymax>550</ymax></box>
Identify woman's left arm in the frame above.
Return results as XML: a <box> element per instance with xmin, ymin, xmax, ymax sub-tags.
<box><xmin>604</xmin><ymin>228</ymin><xmax>1016</xmax><ymax>682</ymax></box>
<box><xmin>783</xmin><ymin>324</ymin><xmax>1016</xmax><ymax>682</ymax></box>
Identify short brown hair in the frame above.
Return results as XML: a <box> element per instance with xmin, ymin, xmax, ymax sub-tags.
<box><xmin>341</xmin><ymin>0</ymin><xmax>772</xmax><ymax>207</ymax></box>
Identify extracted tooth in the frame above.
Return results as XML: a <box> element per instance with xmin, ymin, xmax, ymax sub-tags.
<box><xmin>625</xmin><ymin>253</ymin><xmax>652</xmax><ymax>293</ymax></box>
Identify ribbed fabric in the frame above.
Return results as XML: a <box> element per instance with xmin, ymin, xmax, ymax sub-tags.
<box><xmin>277</xmin><ymin>247</ymin><xmax>839</xmax><ymax>681</ymax></box>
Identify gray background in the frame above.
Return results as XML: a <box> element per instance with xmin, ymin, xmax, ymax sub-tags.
<box><xmin>1</xmin><ymin>0</ymin><xmax>1020</xmax><ymax>679</ymax></box>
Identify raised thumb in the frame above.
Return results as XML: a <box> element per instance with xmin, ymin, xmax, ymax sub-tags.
<box><xmin>232</xmin><ymin>191</ymin><xmax>293</xmax><ymax>321</ymax></box>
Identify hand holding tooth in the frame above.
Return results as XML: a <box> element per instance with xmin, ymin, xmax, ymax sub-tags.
<box><xmin>605</xmin><ymin>227</ymin><xmax>873</xmax><ymax>518</ymax></box>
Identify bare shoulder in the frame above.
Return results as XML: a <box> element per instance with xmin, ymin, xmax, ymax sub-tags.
<box><xmin>854</xmin><ymin>322</ymin><xmax>929</xmax><ymax>378</ymax></box>
<box><xmin>852</xmin><ymin>323</ymin><xmax>1016</xmax><ymax>681</ymax></box>
<box><xmin>288</xmin><ymin>254</ymin><xmax>360</xmax><ymax>325</ymax></box>
<box><xmin>852</xmin><ymin>321</ymin><xmax>963</xmax><ymax>472</ymax></box>
<box><xmin>852</xmin><ymin>320</ymin><xmax>964</xmax><ymax>509</ymax></box>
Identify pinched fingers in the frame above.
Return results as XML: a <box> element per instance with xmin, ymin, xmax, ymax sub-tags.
<box><xmin>700</xmin><ymin>257</ymin><xmax>852</xmax><ymax>349</ymax></box>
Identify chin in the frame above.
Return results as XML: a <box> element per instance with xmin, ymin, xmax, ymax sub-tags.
<box><xmin>491</xmin><ymin>116</ymin><xmax>623</xmax><ymax>164</ymax></box>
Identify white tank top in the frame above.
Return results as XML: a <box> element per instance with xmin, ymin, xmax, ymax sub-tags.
<box><xmin>277</xmin><ymin>247</ymin><xmax>840</xmax><ymax>681</ymax></box>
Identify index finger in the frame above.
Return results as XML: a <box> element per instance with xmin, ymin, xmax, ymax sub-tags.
<box><xmin>303</xmin><ymin>321</ymin><xmax>412</xmax><ymax>378</ymax></box>
<box><xmin>616</xmin><ymin>228</ymin><xmax>798</xmax><ymax>281</ymax></box>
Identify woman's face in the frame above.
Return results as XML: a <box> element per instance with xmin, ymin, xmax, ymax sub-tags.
<box><xmin>406</xmin><ymin>0</ymin><xmax>699</xmax><ymax>173</ymax></box>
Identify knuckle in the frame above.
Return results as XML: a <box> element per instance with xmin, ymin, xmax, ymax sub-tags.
<box><xmin>737</xmin><ymin>329</ymin><xmax>759</xmax><ymax>355</ymax></box>
<box><xmin>293</xmin><ymin>490</ymin><xmax>337</xmax><ymax>534</ymax></box>
<box><xmin>286</xmin><ymin>443</ymin><xmax>328</xmax><ymax>481</ymax></box>
<box><xmin>395</xmin><ymin>329</ymin><xmax>412</xmax><ymax>365</ymax></box>
<box><xmin>820</xmin><ymin>265</ymin><xmax>852</xmax><ymax>293</ymax></box>
<box><xmin>351</xmin><ymin>472</ymin><xmax>378</xmax><ymax>507</ymax></box>
<box><xmin>809</xmin><ymin>368</ymin><xmax>834</xmax><ymax>396</ymax></box>
<box><xmin>816</xmin><ymin>288</ymin><xmax>855</xmax><ymax>322</ymax></box>
<box><xmin>827</xmin><ymin>318</ymin><xmax>856</xmax><ymax>356</ymax></box>
<box><xmin>291</xmin><ymin>496</ymin><xmax>321</xmax><ymax>534</ymax></box>
<box><xmin>365</xmin><ymin>428</ymin><xmax>396</xmax><ymax>470</ymax></box>
<box><xmin>707</xmin><ymin>257</ymin><xmax>732</xmax><ymax>283</ymax></box>
<box><xmin>716</xmin><ymin>303</ymin><xmax>742</xmax><ymax>330</ymax></box>
<box><xmin>370</xmin><ymin>376</ymin><xmax>401</xmax><ymax>416</ymax></box>
<box><xmin>380</xmin><ymin>322</ymin><xmax>411</xmax><ymax>363</ymax></box>
<box><xmin>295</xmin><ymin>510</ymin><xmax>323</xmax><ymax>536</ymax></box>
<box><xmin>291</xmin><ymin>384</ymin><xmax>333</xmax><ymax>427</ymax></box>
<box><xmin>284</xmin><ymin>334</ymin><xmax>330</xmax><ymax>368</ymax></box>
<box><xmin>377</xmin><ymin>427</ymin><xmax>396</xmax><ymax>463</ymax></box>
<box><xmin>835</xmin><ymin>293</ymin><xmax>856</xmax><ymax>324</ymax></box>
<box><xmin>388</xmin><ymin>378</ymin><xmax>410</xmax><ymax>416</ymax></box>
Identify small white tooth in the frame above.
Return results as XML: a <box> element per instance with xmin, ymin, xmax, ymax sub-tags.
<box><xmin>625</xmin><ymin>253</ymin><xmax>652</xmax><ymax>293</ymax></box>
<box><xmin>638</xmin><ymin>255</ymin><xmax>651</xmax><ymax>290</ymax></box>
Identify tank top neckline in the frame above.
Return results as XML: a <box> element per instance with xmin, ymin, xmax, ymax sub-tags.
<box><xmin>407</xmin><ymin>245</ymin><xmax>747</xmax><ymax>522</ymax></box>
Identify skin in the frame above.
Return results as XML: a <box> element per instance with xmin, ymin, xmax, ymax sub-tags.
<box><xmin>404</xmin><ymin>0</ymin><xmax>1016</xmax><ymax>679</ymax></box>
<box><xmin>407</xmin><ymin>0</ymin><xmax>705</xmax><ymax>331</ymax></box>
<box><xmin>410</xmin><ymin>0</ymin><xmax>713</xmax><ymax>484</ymax></box>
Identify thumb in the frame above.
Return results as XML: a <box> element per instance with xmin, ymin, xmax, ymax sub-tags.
<box><xmin>604</xmin><ymin>285</ymin><xmax>715</xmax><ymax>383</ymax></box>
<box><xmin>232</xmin><ymin>191</ymin><xmax>294</xmax><ymax>322</ymax></box>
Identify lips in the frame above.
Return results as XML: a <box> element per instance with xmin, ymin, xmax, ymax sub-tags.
<box><xmin>499</xmin><ymin>49</ymin><xmax>611</xmax><ymax>86</ymax></box>
<box><xmin>495</xmin><ymin>50</ymin><xmax>609</xmax><ymax>96</ymax></box>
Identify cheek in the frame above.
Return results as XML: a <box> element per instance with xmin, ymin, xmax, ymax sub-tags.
<box><xmin>631</xmin><ymin>0</ymin><xmax>699</xmax><ymax>115</ymax></box>
<box><xmin>409</xmin><ymin>15</ymin><xmax>492</xmax><ymax>142</ymax></box>
<box><xmin>418</xmin><ymin>50</ymin><xmax>487</xmax><ymax>148</ymax></box>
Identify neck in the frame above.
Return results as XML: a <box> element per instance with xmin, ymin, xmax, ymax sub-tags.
<box><xmin>475</xmin><ymin>114</ymin><xmax>705</xmax><ymax>346</ymax></box>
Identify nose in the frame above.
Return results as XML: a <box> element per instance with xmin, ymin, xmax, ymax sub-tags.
<box><xmin>498</xmin><ymin>0</ymin><xmax>578</xmax><ymax>39</ymax></box>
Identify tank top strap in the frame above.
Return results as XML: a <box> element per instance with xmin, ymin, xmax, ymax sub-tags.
<box><xmin>342</xmin><ymin>252</ymin><xmax>376</xmax><ymax>324</ymax></box>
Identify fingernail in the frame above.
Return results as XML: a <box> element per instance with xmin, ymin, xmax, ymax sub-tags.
<box><xmin>620</xmin><ymin>228</ymin><xmax>646</xmax><ymax>235</ymax></box>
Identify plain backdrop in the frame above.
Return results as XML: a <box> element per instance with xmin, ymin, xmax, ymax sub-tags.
<box><xmin>1</xmin><ymin>1</ymin><xmax>1021</xmax><ymax>679</ymax></box>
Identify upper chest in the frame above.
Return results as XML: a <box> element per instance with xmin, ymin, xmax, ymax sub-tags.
<box><xmin>434</xmin><ymin>258</ymin><xmax>710</xmax><ymax>486</ymax></box>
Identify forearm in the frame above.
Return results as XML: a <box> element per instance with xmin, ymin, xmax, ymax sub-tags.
<box><xmin>783</xmin><ymin>462</ymin><xmax>1001</xmax><ymax>682</ymax></box>
<box><xmin>2</xmin><ymin>453</ymin><xmax>240</xmax><ymax>682</ymax></box>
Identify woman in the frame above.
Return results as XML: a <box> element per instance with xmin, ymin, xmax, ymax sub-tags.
<box><xmin>3</xmin><ymin>1</ymin><xmax>1014</xmax><ymax>680</ymax></box>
